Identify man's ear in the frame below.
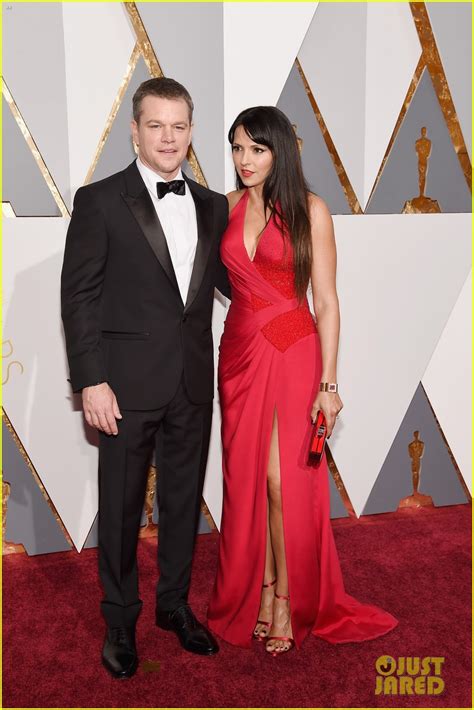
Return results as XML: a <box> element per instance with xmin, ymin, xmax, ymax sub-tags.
<box><xmin>131</xmin><ymin>120</ymin><xmax>138</xmax><ymax>145</ymax></box>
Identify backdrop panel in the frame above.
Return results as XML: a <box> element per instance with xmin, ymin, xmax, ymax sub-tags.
<box><xmin>2</xmin><ymin>2</ymin><xmax>471</xmax><ymax>554</ymax></box>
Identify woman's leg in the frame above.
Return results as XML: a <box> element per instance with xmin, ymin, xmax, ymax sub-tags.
<box><xmin>253</xmin><ymin>511</ymin><xmax>276</xmax><ymax>638</ymax></box>
<box><xmin>266</xmin><ymin>408</ymin><xmax>293</xmax><ymax>652</ymax></box>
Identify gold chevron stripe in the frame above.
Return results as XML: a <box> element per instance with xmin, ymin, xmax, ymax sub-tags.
<box><xmin>420</xmin><ymin>385</ymin><xmax>472</xmax><ymax>502</ymax></box>
<box><xmin>2</xmin><ymin>202</ymin><xmax>16</xmax><ymax>218</ymax></box>
<box><xmin>410</xmin><ymin>2</ymin><xmax>471</xmax><ymax>191</ymax></box>
<box><xmin>124</xmin><ymin>2</ymin><xmax>164</xmax><ymax>78</ymax></box>
<box><xmin>295</xmin><ymin>58</ymin><xmax>362</xmax><ymax>215</ymax></box>
<box><xmin>2</xmin><ymin>79</ymin><xmax>70</xmax><ymax>217</ymax></box>
<box><xmin>124</xmin><ymin>1</ymin><xmax>208</xmax><ymax>188</ymax></box>
<box><xmin>366</xmin><ymin>55</ymin><xmax>426</xmax><ymax>209</ymax></box>
<box><xmin>325</xmin><ymin>446</ymin><xmax>357</xmax><ymax>518</ymax></box>
<box><xmin>200</xmin><ymin>498</ymin><xmax>218</xmax><ymax>531</ymax></box>
<box><xmin>84</xmin><ymin>42</ymin><xmax>142</xmax><ymax>185</ymax></box>
<box><xmin>299</xmin><ymin>1</ymin><xmax>471</xmax><ymax>212</ymax></box>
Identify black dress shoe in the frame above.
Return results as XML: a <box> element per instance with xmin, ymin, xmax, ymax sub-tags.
<box><xmin>156</xmin><ymin>604</ymin><xmax>219</xmax><ymax>655</ymax></box>
<box><xmin>102</xmin><ymin>626</ymin><xmax>138</xmax><ymax>678</ymax></box>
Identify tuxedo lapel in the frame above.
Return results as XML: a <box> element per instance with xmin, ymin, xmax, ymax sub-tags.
<box><xmin>184</xmin><ymin>174</ymin><xmax>215</xmax><ymax>312</ymax></box>
<box><xmin>121</xmin><ymin>162</ymin><xmax>216</xmax><ymax>311</ymax></box>
<box><xmin>121</xmin><ymin>162</ymin><xmax>182</xmax><ymax>300</ymax></box>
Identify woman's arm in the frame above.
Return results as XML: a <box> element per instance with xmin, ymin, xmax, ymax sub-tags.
<box><xmin>308</xmin><ymin>194</ymin><xmax>343</xmax><ymax>437</ymax></box>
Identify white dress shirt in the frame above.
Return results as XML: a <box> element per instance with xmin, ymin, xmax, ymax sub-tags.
<box><xmin>136</xmin><ymin>157</ymin><xmax>198</xmax><ymax>304</ymax></box>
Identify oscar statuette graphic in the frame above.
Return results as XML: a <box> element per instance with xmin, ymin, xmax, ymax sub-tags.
<box><xmin>403</xmin><ymin>127</ymin><xmax>441</xmax><ymax>213</ymax></box>
<box><xmin>398</xmin><ymin>430</ymin><xmax>434</xmax><ymax>509</ymax></box>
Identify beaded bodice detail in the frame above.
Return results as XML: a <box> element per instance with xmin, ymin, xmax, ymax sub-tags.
<box><xmin>221</xmin><ymin>190</ymin><xmax>316</xmax><ymax>353</ymax></box>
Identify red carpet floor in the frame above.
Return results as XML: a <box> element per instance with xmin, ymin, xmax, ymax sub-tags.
<box><xmin>3</xmin><ymin>504</ymin><xmax>471</xmax><ymax>708</ymax></box>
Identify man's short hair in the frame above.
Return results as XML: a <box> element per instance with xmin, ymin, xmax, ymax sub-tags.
<box><xmin>132</xmin><ymin>77</ymin><xmax>194</xmax><ymax>123</ymax></box>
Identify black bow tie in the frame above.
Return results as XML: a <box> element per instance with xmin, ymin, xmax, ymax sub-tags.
<box><xmin>156</xmin><ymin>179</ymin><xmax>185</xmax><ymax>199</ymax></box>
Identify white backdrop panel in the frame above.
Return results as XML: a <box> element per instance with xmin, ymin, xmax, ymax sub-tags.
<box><xmin>62</xmin><ymin>2</ymin><xmax>135</xmax><ymax>207</ymax></box>
<box><xmin>422</xmin><ymin>270</ymin><xmax>472</xmax><ymax>492</ymax></box>
<box><xmin>331</xmin><ymin>213</ymin><xmax>471</xmax><ymax>515</ymax></box>
<box><xmin>299</xmin><ymin>3</ymin><xmax>421</xmax><ymax>209</ymax></box>
<box><xmin>365</xmin><ymin>3</ymin><xmax>422</xmax><ymax>208</ymax></box>
<box><xmin>3</xmin><ymin>218</ymin><xmax>98</xmax><ymax>550</ymax></box>
<box><xmin>202</xmin><ymin>293</ymin><xmax>228</xmax><ymax>529</ymax></box>
<box><xmin>223</xmin><ymin>1</ymin><xmax>318</xmax><ymax>191</ymax></box>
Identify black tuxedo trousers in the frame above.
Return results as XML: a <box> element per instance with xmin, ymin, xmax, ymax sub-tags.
<box><xmin>61</xmin><ymin>162</ymin><xmax>230</xmax><ymax>626</ymax></box>
<box><xmin>99</xmin><ymin>378</ymin><xmax>213</xmax><ymax>626</ymax></box>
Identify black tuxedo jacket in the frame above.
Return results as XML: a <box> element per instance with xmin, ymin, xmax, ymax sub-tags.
<box><xmin>61</xmin><ymin>161</ymin><xmax>230</xmax><ymax>410</ymax></box>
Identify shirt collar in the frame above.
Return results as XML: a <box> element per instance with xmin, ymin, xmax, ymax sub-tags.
<box><xmin>136</xmin><ymin>157</ymin><xmax>185</xmax><ymax>197</ymax></box>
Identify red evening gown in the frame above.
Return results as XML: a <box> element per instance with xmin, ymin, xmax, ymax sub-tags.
<box><xmin>207</xmin><ymin>190</ymin><xmax>398</xmax><ymax>648</ymax></box>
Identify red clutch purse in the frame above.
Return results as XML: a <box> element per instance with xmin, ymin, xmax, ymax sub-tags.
<box><xmin>307</xmin><ymin>410</ymin><xmax>327</xmax><ymax>466</ymax></box>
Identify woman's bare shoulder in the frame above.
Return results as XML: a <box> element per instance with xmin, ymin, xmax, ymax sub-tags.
<box><xmin>307</xmin><ymin>192</ymin><xmax>332</xmax><ymax>220</ymax></box>
<box><xmin>226</xmin><ymin>189</ymin><xmax>246</xmax><ymax>213</ymax></box>
<box><xmin>307</xmin><ymin>193</ymin><xmax>335</xmax><ymax>246</ymax></box>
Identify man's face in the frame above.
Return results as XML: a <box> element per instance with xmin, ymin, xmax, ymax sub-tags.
<box><xmin>131</xmin><ymin>95</ymin><xmax>192</xmax><ymax>180</ymax></box>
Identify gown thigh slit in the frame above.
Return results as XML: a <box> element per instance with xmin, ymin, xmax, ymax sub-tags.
<box><xmin>266</xmin><ymin>406</ymin><xmax>284</xmax><ymax>575</ymax></box>
<box><xmin>267</xmin><ymin>406</ymin><xmax>291</xmax><ymax>596</ymax></box>
<box><xmin>207</xmin><ymin>190</ymin><xmax>399</xmax><ymax>648</ymax></box>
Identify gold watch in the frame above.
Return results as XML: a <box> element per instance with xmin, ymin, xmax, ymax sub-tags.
<box><xmin>319</xmin><ymin>382</ymin><xmax>338</xmax><ymax>393</ymax></box>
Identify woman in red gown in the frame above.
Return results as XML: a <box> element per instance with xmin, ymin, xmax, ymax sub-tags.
<box><xmin>207</xmin><ymin>107</ymin><xmax>398</xmax><ymax>655</ymax></box>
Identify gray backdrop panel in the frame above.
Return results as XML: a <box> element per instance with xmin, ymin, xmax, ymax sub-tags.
<box><xmin>3</xmin><ymin>420</ymin><xmax>71</xmax><ymax>555</ymax></box>
<box><xmin>366</xmin><ymin>68</ymin><xmax>471</xmax><ymax>214</ymax></box>
<box><xmin>426</xmin><ymin>1</ymin><xmax>471</xmax><ymax>158</ymax></box>
<box><xmin>362</xmin><ymin>383</ymin><xmax>468</xmax><ymax>514</ymax></box>
<box><xmin>328</xmin><ymin>464</ymin><xmax>350</xmax><ymax>519</ymax></box>
<box><xmin>277</xmin><ymin>63</ymin><xmax>352</xmax><ymax>215</ymax></box>
<box><xmin>2</xmin><ymin>2</ymin><xmax>70</xmax><ymax>208</ymax></box>
<box><xmin>3</xmin><ymin>96</ymin><xmax>60</xmax><ymax>216</ymax></box>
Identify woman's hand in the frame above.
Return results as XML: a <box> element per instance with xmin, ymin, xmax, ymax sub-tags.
<box><xmin>311</xmin><ymin>391</ymin><xmax>343</xmax><ymax>438</ymax></box>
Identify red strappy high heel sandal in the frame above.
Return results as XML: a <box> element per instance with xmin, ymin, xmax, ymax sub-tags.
<box><xmin>253</xmin><ymin>578</ymin><xmax>276</xmax><ymax>641</ymax></box>
<box><xmin>265</xmin><ymin>591</ymin><xmax>295</xmax><ymax>656</ymax></box>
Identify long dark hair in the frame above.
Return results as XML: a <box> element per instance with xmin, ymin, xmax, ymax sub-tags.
<box><xmin>228</xmin><ymin>106</ymin><xmax>312</xmax><ymax>301</ymax></box>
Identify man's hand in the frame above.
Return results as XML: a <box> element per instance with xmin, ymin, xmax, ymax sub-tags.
<box><xmin>82</xmin><ymin>382</ymin><xmax>122</xmax><ymax>435</ymax></box>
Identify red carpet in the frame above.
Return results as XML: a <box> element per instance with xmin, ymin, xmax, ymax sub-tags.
<box><xmin>2</xmin><ymin>504</ymin><xmax>471</xmax><ymax>708</ymax></box>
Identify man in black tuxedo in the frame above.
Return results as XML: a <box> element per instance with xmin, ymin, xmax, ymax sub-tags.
<box><xmin>61</xmin><ymin>78</ymin><xmax>230</xmax><ymax>678</ymax></box>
